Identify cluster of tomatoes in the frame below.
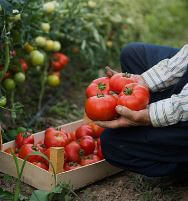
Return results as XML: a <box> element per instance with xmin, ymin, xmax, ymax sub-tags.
<box><xmin>4</xmin><ymin>122</ymin><xmax>104</xmax><ymax>172</ymax></box>
<box><xmin>85</xmin><ymin>73</ymin><xmax>150</xmax><ymax>121</ymax></box>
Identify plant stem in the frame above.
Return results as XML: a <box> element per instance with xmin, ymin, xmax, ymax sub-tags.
<box><xmin>38</xmin><ymin>59</ymin><xmax>48</xmax><ymax>111</ymax></box>
<box><xmin>0</xmin><ymin>28</ymin><xmax>10</xmax><ymax>82</ymax></box>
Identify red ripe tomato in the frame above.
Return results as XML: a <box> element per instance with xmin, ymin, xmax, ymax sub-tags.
<box><xmin>19</xmin><ymin>59</ymin><xmax>28</xmax><ymax>72</ymax></box>
<box><xmin>75</xmin><ymin>124</ymin><xmax>95</xmax><ymax>139</ymax></box>
<box><xmin>44</xmin><ymin>128</ymin><xmax>68</xmax><ymax>148</ymax></box>
<box><xmin>85</xmin><ymin>94</ymin><xmax>118</xmax><ymax>121</ymax></box>
<box><xmin>70</xmin><ymin>131</ymin><xmax>77</xmax><ymax>141</ymax></box>
<box><xmin>79</xmin><ymin>136</ymin><xmax>95</xmax><ymax>155</ymax></box>
<box><xmin>15</xmin><ymin>132</ymin><xmax>34</xmax><ymax>149</ymax></box>
<box><xmin>118</xmin><ymin>83</ymin><xmax>149</xmax><ymax>111</ymax></box>
<box><xmin>109</xmin><ymin>73</ymin><xmax>136</xmax><ymax>94</ymax></box>
<box><xmin>18</xmin><ymin>144</ymin><xmax>42</xmax><ymax>162</ymax></box>
<box><xmin>80</xmin><ymin>154</ymin><xmax>100</xmax><ymax>166</ymax></box>
<box><xmin>95</xmin><ymin>138</ymin><xmax>104</xmax><ymax>160</ymax></box>
<box><xmin>88</xmin><ymin>122</ymin><xmax>105</xmax><ymax>138</ymax></box>
<box><xmin>64</xmin><ymin>162</ymin><xmax>82</xmax><ymax>171</ymax></box>
<box><xmin>86</xmin><ymin>77</ymin><xmax>110</xmax><ymax>98</ymax></box>
<box><xmin>65</xmin><ymin>141</ymin><xmax>82</xmax><ymax>162</ymax></box>
<box><xmin>32</xmin><ymin>161</ymin><xmax>49</xmax><ymax>170</ymax></box>
<box><xmin>51</xmin><ymin>53</ymin><xmax>69</xmax><ymax>71</ymax></box>
<box><xmin>36</xmin><ymin>141</ymin><xmax>47</xmax><ymax>153</ymax></box>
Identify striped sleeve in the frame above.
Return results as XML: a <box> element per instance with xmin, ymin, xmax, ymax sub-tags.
<box><xmin>141</xmin><ymin>44</ymin><xmax>188</xmax><ymax>92</ymax></box>
<box><xmin>149</xmin><ymin>83</ymin><xmax>188</xmax><ymax>127</ymax></box>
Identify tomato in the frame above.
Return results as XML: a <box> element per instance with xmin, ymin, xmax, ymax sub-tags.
<box><xmin>35</xmin><ymin>36</ymin><xmax>46</xmax><ymax>47</ymax></box>
<box><xmin>30</xmin><ymin>50</ymin><xmax>45</xmax><ymax>66</ymax></box>
<box><xmin>41</xmin><ymin>23</ymin><xmax>50</xmax><ymax>33</ymax></box>
<box><xmin>32</xmin><ymin>161</ymin><xmax>48</xmax><ymax>170</ymax></box>
<box><xmin>64</xmin><ymin>162</ymin><xmax>81</xmax><ymax>171</ymax></box>
<box><xmin>47</xmin><ymin>74</ymin><xmax>60</xmax><ymax>87</ymax></box>
<box><xmin>44</xmin><ymin>128</ymin><xmax>68</xmax><ymax>148</ymax></box>
<box><xmin>18</xmin><ymin>144</ymin><xmax>42</xmax><ymax>162</ymax></box>
<box><xmin>45</xmin><ymin>40</ymin><xmax>54</xmax><ymax>51</ymax></box>
<box><xmin>19</xmin><ymin>59</ymin><xmax>28</xmax><ymax>72</ymax></box>
<box><xmin>106</xmin><ymin>41</ymin><xmax>113</xmax><ymax>48</ymax></box>
<box><xmin>118</xmin><ymin>83</ymin><xmax>149</xmax><ymax>111</ymax></box>
<box><xmin>88</xmin><ymin>1</ymin><xmax>96</xmax><ymax>8</ymax></box>
<box><xmin>85</xmin><ymin>94</ymin><xmax>117</xmax><ymax>121</ymax></box>
<box><xmin>80</xmin><ymin>154</ymin><xmax>100</xmax><ymax>166</ymax></box>
<box><xmin>24</xmin><ymin>43</ymin><xmax>34</xmax><ymax>53</ymax></box>
<box><xmin>65</xmin><ymin>141</ymin><xmax>82</xmax><ymax>162</ymax></box>
<box><xmin>0</xmin><ymin>96</ymin><xmax>7</xmax><ymax>107</ymax></box>
<box><xmin>86</xmin><ymin>77</ymin><xmax>110</xmax><ymax>98</ymax></box>
<box><xmin>15</xmin><ymin>132</ymin><xmax>34</xmax><ymax>149</ymax></box>
<box><xmin>52</xmin><ymin>41</ymin><xmax>61</xmax><ymax>52</ymax></box>
<box><xmin>109</xmin><ymin>73</ymin><xmax>136</xmax><ymax>94</ymax></box>
<box><xmin>43</xmin><ymin>2</ymin><xmax>55</xmax><ymax>14</ymax></box>
<box><xmin>75</xmin><ymin>124</ymin><xmax>95</xmax><ymax>139</ymax></box>
<box><xmin>3</xmin><ymin>79</ymin><xmax>16</xmax><ymax>91</ymax></box>
<box><xmin>79</xmin><ymin>136</ymin><xmax>95</xmax><ymax>155</ymax></box>
<box><xmin>95</xmin><ymin>138</ymin><xmax>104</xmax><ymax>160</ymax></box>
<box><xmin>51</xmin><ymin>53</ymin><xmax>69</xmax><ymax>71</ymax></box>
<box><xmin>88</xmin><ymin>122</ymin><xmax>105</xmax><ymax>138</ymax></box>
<box><xmin>14</xmin><ymin>72</ymin><xmax>26</xmax><ymax>84</ymax></box>
<box><xmin>70</xmin><ymin>131</ymin><xmax>76</xmax><ymax>141</ymax></box>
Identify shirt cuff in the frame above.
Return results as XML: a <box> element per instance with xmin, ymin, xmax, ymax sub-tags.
<box><xmin>148</xmin><ymin>98</ymin><xmax>180</xmax><ymax>127</ymax></box>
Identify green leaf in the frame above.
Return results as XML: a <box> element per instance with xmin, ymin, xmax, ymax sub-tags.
<box><xmin>0</xmin><ymin>187</ymin><xmax>13</xmax><ymax>200</ymax></box>
<box><xmin>29</xmin><ymin>190</ymin><xmax>50</xmax><ymax>201</ymax></box>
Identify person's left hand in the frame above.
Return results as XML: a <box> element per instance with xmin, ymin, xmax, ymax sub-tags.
<box><xmin>95</xmin><ymin>105</ymin><xmax>151</xmax><ymax>128</ymax></box>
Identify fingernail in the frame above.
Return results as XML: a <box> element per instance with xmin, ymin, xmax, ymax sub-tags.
<box><xmin>116</xmin><ymin>106</ymin><xmax>122</xmax><ymax>112</ymax></box>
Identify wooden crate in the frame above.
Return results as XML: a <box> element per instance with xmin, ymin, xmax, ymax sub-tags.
<box><xmin>0</xmin><ymin>120</ymin><xmax>122</xmax><ymax>191</ymax></box>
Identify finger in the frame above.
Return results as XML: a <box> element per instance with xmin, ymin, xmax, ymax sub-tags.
<box><xmin>105</xmin><ymin>66</ymin><xmax>117</xmax><ymax>77</ymax></box>
<box><xmin>95</xmin><ymin>119</ymin><xmax>124</xmax><ymax>129</ymax></box>
<box><xmin>116</xmin><ymin>106</ymin><xmax>137</xmax><ymax>121</ymax></box>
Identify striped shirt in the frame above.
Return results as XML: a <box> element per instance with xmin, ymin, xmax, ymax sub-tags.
<box><xmin>142</xmin><ymin>44</ymin><xmax>188</xmax><ymax>127</ymax></box>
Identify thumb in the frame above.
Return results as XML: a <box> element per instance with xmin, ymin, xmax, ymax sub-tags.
<box><xmin>116</xmin><ymin>106</ymin><xmax>135</xmax><ymax>120</ymax></box>
<box><xmin>105</xmin><ymin>66</ymin><xmax>117</xmax><ymax>77</ymax></box>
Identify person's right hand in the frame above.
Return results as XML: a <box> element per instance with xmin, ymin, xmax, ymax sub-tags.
<box><xmin>105</xmin><ymin>66</ymin><xmax>149</xmax><ymax>89</ymax></box>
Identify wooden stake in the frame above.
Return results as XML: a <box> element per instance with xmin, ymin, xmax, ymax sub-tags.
<box><xmin>49</xmin><ymin>147</ymin><xmax>64</xmax><ymax>174</ymax></box>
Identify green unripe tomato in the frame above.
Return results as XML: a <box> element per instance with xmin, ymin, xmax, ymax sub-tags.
<box><xmin>47</xmin><ymin>74</ymin><xmax>60</xmax><ymax>87</ymax></box>
<box><xmin>43</xmin><ymin>2</ymin><xmax>55</xmax><ymax>14</ymax></box>
<box><xmin>14</xmin><ymin>72</ymin><xmax>26</xmax><ymax>83</ymax></box>
<box><xmin>52</xmin><ymin>41</ymin><xmax>61</xmax><ymax>52</ymax></box>
<box><xmin>0</xmin><ymin>96</ymin><xmax>7</xmax><ymax>107</ymax></box>
<box><xmin>41</xmin><ymin>23</ymin><xmax>50</xmax><ymax>33</ymax></box>
<box><xmin>35</xmin><ymin>36</ymin><xmax>46</xmax><ymax>47</ymax></box>
<box><xmin>45</xmin><ymin>40</ymin><xmax>54</xmax><ymax>51</ymax></box>
<box><xmin>30</xmin><ymin>50</ymin><xmax>45</xmax><ymax>66</ymax></box>
<box><xmin>3</xmin><ymin>79</ymin><xmax>16</xmax><ymax>91</ymax></box>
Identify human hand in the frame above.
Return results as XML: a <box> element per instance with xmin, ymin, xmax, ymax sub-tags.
<box><xmin>95</xmin><ymin>105</ymin><xmax>151</xmax><ymax>128</ymax></box>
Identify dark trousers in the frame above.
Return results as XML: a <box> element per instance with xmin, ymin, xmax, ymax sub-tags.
<box><xmin>100</xmin><ymin>42</ymin><xmax>188</xmax><ymax>177</ymax></box>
